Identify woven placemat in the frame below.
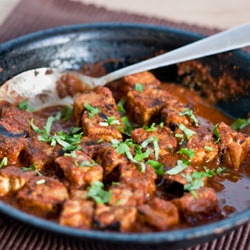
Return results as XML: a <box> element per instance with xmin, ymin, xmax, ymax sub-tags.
<box><xmin>0</xmin><ymin>1</ymin><xmax>249</xmax><ymax>250</ymax></box>
<box><xmin>0</xmin><ymin>0</ymin><xmax>220</xmax><ymax>44</ymax></box>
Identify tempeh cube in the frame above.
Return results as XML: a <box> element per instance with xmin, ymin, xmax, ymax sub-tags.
<box><xmin>186</xmin><ymin>126</ymin><xmax>219</xmax><ymax>164</ymax></box>
<box><xmin>126</xmin><ymin>88</ymin><xmax>173</xmax><ymax>125</ymax></box>
<box><xmin>217</xmin><ymin>122</ymin><xmax>250</xmax><ymax>170</ymax></box>
<box><xmin>0</xmin><ymin>166</ymin><xmax>37</xmax><ymax>196</ymax></box>
<box><xmin>119</xmin><ymin>71</ymin><xmax>161</xmax><ymax>94</ymax></box>
<box><xmin>17</xmin><ymin>176</ymin><xmax>69</xmax><ymax>217</ymax></box>
<box><xmin>55</xmin><ymin>151</ymin><xmax>103</xmax><ymax>187</ymax></box>
<box><xmin>59</xmin><ymin>199</ymin><xmax>94</xmax><ymax>229</ymax></box>
<box><xmin>22</xmin><ymin>134</ymin><xmax>62</xmax><ymax>170</ymax></box>
<box><xmin>131</xmin><ymin>125</ymin><xmax>178</xmax><ymax>158</ymax></box>
<box><xmin>73</xmin><ymin>86</ymin><xmax>123</xmax><ymax>141</ymax></box>
<box><xmin>137</xmin><ymin>197</ymin><xmax>179</xmax><ymax>230</ymax></box>
<box><xmin>119</xmin><ymin>162</ymin><xmax>157</xmax><ymax>198</ymax></box>
<box><xmin>161</xmin><ymin>100</ymin><xmax>197</xmax><ymax>128</ymax></box>
<box><xmin>94</xmin><ymin>204</ymin><xmax>137</xmax><ymax>232</ymax></box>
<box><xmin>172</xmin><ymin>187</ymin><xmax>221</xmax><ymax>225</ymax></box>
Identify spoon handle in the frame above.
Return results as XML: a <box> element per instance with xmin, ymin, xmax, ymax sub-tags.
<box><xmin>99</xmin><ymin>22</ymin><xmax>250</xmax><ymax>84</ymax></box>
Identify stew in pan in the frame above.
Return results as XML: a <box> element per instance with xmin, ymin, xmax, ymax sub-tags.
<box><xmin>0</xmin><ymin>62</ymin><xmax>249</xmax><ymax>233</ymax></box>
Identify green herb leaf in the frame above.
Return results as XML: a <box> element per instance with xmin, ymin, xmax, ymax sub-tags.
<box><xmin>84</xmin><ymin>103</ymin><xmax>100</xmax><ymax>118</ymax></box>
<box><xmin>0</xmin><ymin>157</ymin><xmax>7</xmax><ymax>168</ymax></box>
<box><xmin>178</xmin><ymin>124</ymin><xmax>196</xmax><ymax>140</ymax></box>
<box><xmin>87</xmin><ymin>180</ymin><xmax>111</xmax><ymax>204</ymax></box>
<box><xmin>78</xmin><ymin>160</ymin><xmax>97</xmax><ymax>168</ymax></box>
<box><xmin>182</xmin><ymin>167</ymin><xmax>215</xmax><ymax>198</ymax></box>
<box><xmin>175</xmin><ymin>133</ymin><xmax>184</xmax><ymax>144</ymax></box>
<box><xmin>106</xmin><ymin>116</ymin><xmax>120</xmax><ymax>125</ymax></box>
<box><xmin>141</xmin><ymin>136</ymin><xmax>159</xmax><ymax>160</ymax></box>
<box><xmin>216</xmin><ymin>166</ymin><xmax>228</xmax><ymax>175</ymax></box>
<box><xmin>111</xmin><ymin>139</ymin><xmax>146</xmax><ymax>172</ymax></box>
<box><xmin>134</xmin><ymin>147</ymin><xmax>151</xmax><ymax>162</ymax></box>
<box><xmin>143</xmin><ymin>123</ymin><xmax>157</xmax><ymax>132</ymax></box>
<box><xmin>22</xmin><ymin>164</ymin><xmax>42</xmax><ymax>176</ymax></box>
<box><xmin>204</xmin><ymin>145</ymin><xmax>214</xmax><ymax>151</ymax></box>
<box><xmin>31</xmin><ymin>113</ymin><xmax>83</xmax><ymax>152</ymax></box>
<box><xmin>117</xmin><ymin>98</ymin><xmax>126</xmax><ymax>113</ymax></box>
<box><xmin>146</xmin><ymin>159</ymin><xmax>164</xmax><ymax>175</ymax></box>
<box><xmin>17</xmin><ymin>100</ymin><xmax>34</xmax><ymax>113</ymax></box>
<box><xmin>213</xmin><ymin>124</ymin><xmax>220</xmax><ymax>143</ymax></box>
<box><xmin>60</xmin><ymin>106</ymin><xmax>73</xmax><ymax>120</ymax></box>
<box><xmin>179</xmin><ymin>108</ymin><xmax>199</xmax><ymax>126</ymax></box>
<box><xmin>134</xmin><ymin>83</ymin><xmax>144</xmax><ymax>92</ymax></box>
<box><xmin>231</xmin><ymin>117</ymin><xmax>250</xmax><ymax>130</ymax></box>
<box><xmin>177</xmin><ymin>147</ymin><xmax>195</xmax><ymax>159</ymax></box>
<box><xmin>166</xmin><ymin>160</ymin><xmax>189</xmax><ymax>175</ymax></box>
<box><xmin>119</xmin><ymin>116</ymin><xmax>134</xmax><ymax>136</ymax></box>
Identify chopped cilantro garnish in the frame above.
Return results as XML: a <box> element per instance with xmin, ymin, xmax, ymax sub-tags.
<box><xmin>84</xmin><ymin>103</ymin><xmax>100</xmax><ymax>118</ymax></box>
<box><xmin>64</xmin><ymin>151</ymin><xmax>78</xmax><ymax>158</ymax></box>
<box><xmin>231</xmin><ymin>117</ymin><xmax>250</xmax><ymax>130</ymax></box>
<box><xmin>117</xmin><ymin>98</ymin><xmax>126</xmax><ymax>114</ymax></box>
<box><xmin>178</xmin><ymin>124</ymin><xmax>196</xmax><ymax>140</ymax></box>
<box><xmin>17</xmin><ymin>100</ymin><xmax>34</xmax><ymax>113</ymax></box>
<box><xmin>111</xmin><ymin>139</ymin><xmax>146</xmax><ymax>172</ymax></box>
<box><xmin>134</xmin><ymin>147</ymin><xmax>151</xmax><ymax>162</ymax></box>
<box><xmin>146</xmin><ymin>159</ymin><xmax>164</xmax><ymax>175</ymax></box>
<box><xmin>143</xmin><ymin>123</ymin><xmax>157</xmax><ymax>132</ymax></box>
<box><xmin>87</xmin><ymin>180</ymin><xmax>111</xmax><ymax>204</ymax></box>
<box><xmin>111</xmin><ymin>138</ymin><xmax>132</xmax><ymax>155</ymax></box>
<box><xmin>134</xmin><ymin>83</ymin><xmax>144</xmax><ymax>92</ymax></box>
<box><xmin>204</xmin><ymin>145</ymin><xmax>214</xmax><ymax>151</ymax></box>
<box><xmin>165</xmin><ymin>159</ymin><xmax>189</xmax><ymax>175</ymax></box>
<box><xmin>99</xmin><ymin>116</ymin><xmax>120</xmax><ymax>127</ymax></box>
<box><xmin>141</xmin><ymin>136</ymin><xmax>159</xmax><ymax>160</ymax></box>
<box><xmin>119</xmin><ymin>116</ymin><xmax>134</xmax><ymax>136</ymax></box>
<box><xmin>216</xmin><ymin>166</ymin><xmax>228</xmax><ymax>175</ymax></box>
<box><xmin>31</xmin><ymin>116</ymin><xmax>83</xmax><ymax>152</ymax></box>
<box><xmin>175</xmin><ymin>133</ymin><xmax>184</xmax><ymax>144</ymax></box>
<box><xmin>182</xmin><ymin>168</ymin><xmax>215</xmax><ymax>198</ymax></box>
<box><xmin>60</xmin><ymin>106</ymin><xmax>73</xmax><ymax>120</ymax></box>
<box><xmin>0</xmin><ymin>157</ymin><xmax>7</xmax><ymax>169</ymax></box>
<box><xmin>213</xmin><ymin>124</ymin><xmax>220</xmax><ymax>143</ymax></box>
<box><xmin>51</xmin><ymin>129</ymin><xmax>83</xmax><ymax>151</ymax></box>
<box><xmin>202</xmin><ymin>166</ymin><xmax>215</xmax><ymax>177</ymax></box>
<box><xmin>177</xmin><ymin>147</ymin><xmax>195</xmax><ymax>159</ymax></box>
<box><xmin>179</xmin><ymin>108</ymin><xmax>199</xmax><ymax>126</ymax></box>
<box><xmin>22</xmin><ymin>164</ymin><xmax>42</xmax><ymax>176</ymax></box>
<box><xmin>79</xmin><ymin>160</ymin><xmax>97</xmax><ymax>168</ymax></box>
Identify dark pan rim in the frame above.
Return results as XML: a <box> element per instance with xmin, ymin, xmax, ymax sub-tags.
<box><xmin>0</xmin><ymin>22</ymin><xmax>250</xmax><ymax>245</ymax></box>
<box><xmin>0</xmin><ymin>200</ymin><xmax>249</xmax><ymax>244</ymax></box>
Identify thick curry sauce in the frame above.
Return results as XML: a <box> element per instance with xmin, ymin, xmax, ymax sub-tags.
<box><xmin>0</xmin><ymin>69</ymin><xmax>249</xmax><ymax>232</ymax></box>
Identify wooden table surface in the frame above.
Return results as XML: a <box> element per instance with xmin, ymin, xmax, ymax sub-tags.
<box><xmin>1</xmin><ymin>0</ymin><xmax>250</xmax><ymax>29</ymax></box>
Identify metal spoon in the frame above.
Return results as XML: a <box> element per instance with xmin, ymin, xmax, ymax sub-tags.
<box><xmin>0</xmin><ymin>22</ymin><xmax>250</xmax><ymax>109</ymax></box>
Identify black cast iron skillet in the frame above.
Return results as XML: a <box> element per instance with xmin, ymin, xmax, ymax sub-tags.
<box><xmin>0</xmin><ymin>23</ymin><xmax>249</xmax><ymax>250</ymax></box>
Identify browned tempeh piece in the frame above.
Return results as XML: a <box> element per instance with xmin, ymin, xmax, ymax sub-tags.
<box><xmin>137</xmin><ymin>197</ymin><xmax>179</xmax><ymax>230</ymax></box>
<box><xmin>0</xmin><ymin>166</ymin><xmax>37</xmax><ymax>196</ymax></box>
<box><xmin>94</xmin><ymin>204</ymin><xmax>137</xmax><ymax>232</ymax></box>
<box><xmin>172</xmin><ymin>187</ymin><xmax>221</xmax><ymax>225</ymax></box>
<box><xmin>126</xmin><ymin>88</ymin><xmax>173</xmax><ymax>125</ymax></box>
<box><xmin>55</xmin><ymin>151</ymin><xmax>103</xmax><ymax>187</ymax></box>
<box><xmin>131</xmin><ymin>125</ymin><xmax>178</xmax><ymax>158</ymax></box>
<box><xmin>217</xmin><ymin>122</ymin><xmax>250</xmax><ymax>170</ymax></box>
<box><xmin>17</xmin><ymin>176</ymin><xmax>69</xmax><ymax>217</ymax></box>
<box><xmin>60</xmin><ymin>199</ymin><xmax>94</xmax><ymax>229</ymax></box>
<box><xmin>73</xmin><ymin>86</ymin><xmax>123</xmax><ymax>141</ymax></box>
